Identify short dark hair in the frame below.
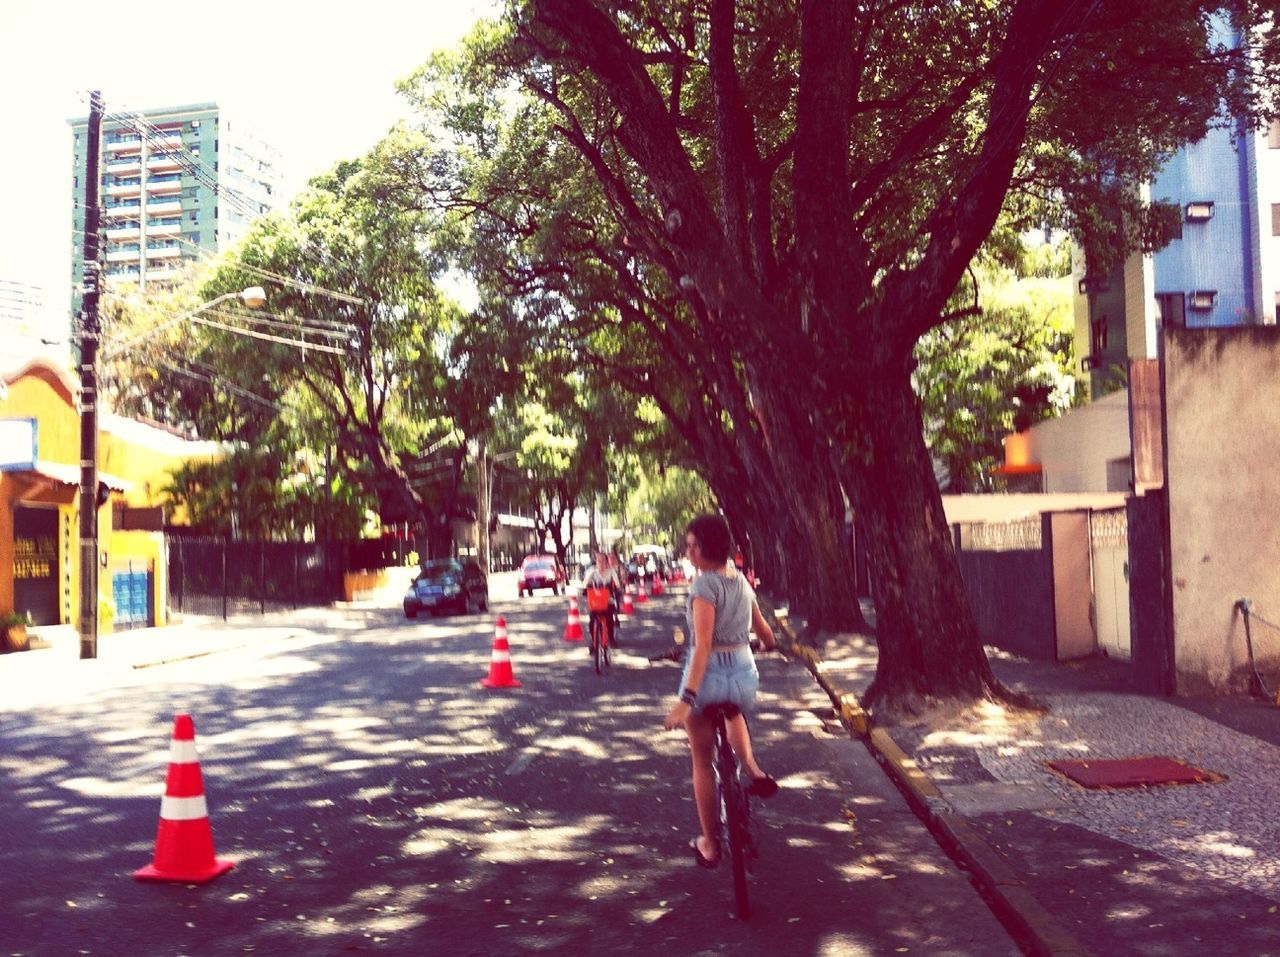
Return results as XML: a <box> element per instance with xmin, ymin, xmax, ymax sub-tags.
<box><xmin>686</xmin><ymin>514</ymin><xmax>732</xmax><ymax>565</ymax></box>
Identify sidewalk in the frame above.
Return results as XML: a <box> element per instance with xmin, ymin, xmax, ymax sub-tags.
<box><xmin>0</xmin><ymin>577</ymin><xmax>412</xmax><ymax>710</ymax></box>
<box><xmin>795</xmin><ymin>609</ymin><xmax>1280</xmax><ymax>957</ymax></box>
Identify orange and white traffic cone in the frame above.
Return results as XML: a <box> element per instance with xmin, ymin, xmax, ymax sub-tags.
<box><xmin>133</xmin><ymin>714</ymin><xmax>234</xmax><ymax>884</ymax></box>
<box><xmin>621</xmin><ymin>585</ymin><xmax>635</xmax><ymax>615</ymax></box>
<box><xmin>480</xmin><ymin>616</ymin><xmax>522</xmax><ymax>688</ymax></box>
<box><xmin>652</xmin><ymin>574</ymin><xmax>664</xmax><ymax>596</ymax></box>
<box><xmin>564</xmin><ymin>597</ymin><xmax>584</xmax><ymax>642</ymax></box>
<box><xmin>636</xmin><ymin>580</ymin><xmax>649</xmax><ymax>604</ymax></box>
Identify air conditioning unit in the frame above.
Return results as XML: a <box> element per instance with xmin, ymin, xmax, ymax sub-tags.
<box><xmin>1188</xmin><ymin>290</ymin><xmax>1217</xmax><ymax>310</ymax></box>
<box><xmin>1185</xmin><ymin>201</ymin><xmax>1215</xmax><ymax>221</ymax></box>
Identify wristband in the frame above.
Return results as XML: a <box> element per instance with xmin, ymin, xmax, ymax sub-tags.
<box><xmin>680</xmin><ymin>689</ymin><xmax>698</xmax><ymax>706</ymax></box>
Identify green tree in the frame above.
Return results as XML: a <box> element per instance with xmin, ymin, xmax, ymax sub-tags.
<box><xmin>395</xmin><ymin>35</ymin><xmax>864</xmax><ymax>630</ymax></box>
<box><xmin>916</xmin><ymin>243</ymin><xmax>1076</xmax><ymax>492</ymax></box>
<box><xmin>477</xmin><ymin>0</ymin><xmax>1280</xmax><ymax>715</ymax></box>
<box><xmin>199</xmin><ymin>159</ymin><xmax>478</xmax><ymax>556</ymax></box>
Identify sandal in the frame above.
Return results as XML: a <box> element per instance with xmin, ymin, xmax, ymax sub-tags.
<box><xmin>747</xmin><ymin>774</ymin><xmax>779</xmax><ymax>799</ymax></box>
<box><xmin>689</xmin><ymin>836</ymin><xmax>720</xmax><ymax>869</ymax></box>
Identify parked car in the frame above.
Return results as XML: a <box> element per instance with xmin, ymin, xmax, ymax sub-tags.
<box><xmin>404</xmin><ymin>559</ymin><xmax>489</xmax><ymax>618</ymax></box>
<box><xmin>517</xmin><ymin>554</ymin><xmax>566</xmax><ymax>597</ymax></box>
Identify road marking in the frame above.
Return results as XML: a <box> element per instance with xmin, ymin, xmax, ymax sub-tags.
<box><xmin>505</xmin><ymin>716</ymin><xmax>570</xmax><ymax>775</ymax></box>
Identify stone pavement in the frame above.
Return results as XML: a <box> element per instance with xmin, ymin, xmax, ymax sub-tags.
<box><xmin>792</xmin><ymin>614</ymin><xmax>1280</xmax><ymax>957</ymax></box>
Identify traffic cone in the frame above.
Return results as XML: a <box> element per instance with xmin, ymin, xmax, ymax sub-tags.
<box><xmin>621</xmin><ymin>585</ymin><xmax>635</xmax><ymax>615</ymax></box>
<box><xmin>652</xmin><ymin>574</ymin><xmax>664</xmax><ymax>596</ymax></box>
<box><xmin>636</xmin><ymin>580</ymin><xmax>649</xmax><ymax>604</ymax></box>
<box><xmin>480</xmin><ymin>616</ymin><xmax>522</xmax><ymax>688</ymax></box>
<box><xmin>133</xmin><ymin>714</ymin><xmax>234</xmax><ymax>884</ymax></box>
<box><xmin>564</xmin><ymin>597</ymin><xmax>584</xmax><ymax>642</ymax></box>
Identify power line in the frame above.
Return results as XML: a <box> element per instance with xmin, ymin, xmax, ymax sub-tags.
<box><xmin>146</xmin><ymin>355</ymin><xmax>285</xmax><ymax>412</ymax></box>
<box><xmin>187</xmin><ymin>314</ymin><xmax>345</xmax><ymax>354</ymax></box>
<box><xmin>72</xmin><ymin>204</ymin><xmax>371</xmax><ymax>307</ymax></box>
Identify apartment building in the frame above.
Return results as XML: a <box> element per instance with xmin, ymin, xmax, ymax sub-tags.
<box><xmin>0</xmin><ymin>278</ymin><xmax>65</xmax><ymax>366</ymax></box>
<box><xmin>68</xmin><ymin>102</ymin><xmax>280</xmax><ymax>317</ymax></box>
<box><xmin>1073</xmin><ymin>18</ymin><xmax>1280</xmax><ymax>401</ymax></box>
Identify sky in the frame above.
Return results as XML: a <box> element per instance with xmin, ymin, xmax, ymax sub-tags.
<box><xmin>0</xmin><ymin>0</ymin><xmax>494</xmax><ymax>341</ymax></box>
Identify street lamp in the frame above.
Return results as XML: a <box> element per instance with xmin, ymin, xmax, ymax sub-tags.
<box><xmin>80</xmin><ymin>286</ymin><xmax>266</xmax><ymax>659</ymax></box>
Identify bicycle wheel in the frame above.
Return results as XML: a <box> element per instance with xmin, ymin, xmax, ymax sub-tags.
<box><xmin>591</xmin><ymin>615</ymin><xmax>604</xmax><ymax>675</ymax></box>
<box><xmin>602</xmin><ymin>617</ymin><xmax>612</xmax><ymax>671</ymax></box>
<box><xmin>716</xmin><ymin>728</ymin><xmax>751</xmax><ymax>919</ymax></box>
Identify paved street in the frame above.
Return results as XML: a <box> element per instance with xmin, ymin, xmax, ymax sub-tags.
<box><xmin>1</xmin><ymin>585</ymin><xmax>1017</xmax><ymax>956</ymax></box>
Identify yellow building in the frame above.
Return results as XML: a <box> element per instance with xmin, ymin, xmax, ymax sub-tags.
<box><xmin>1</xmin><ymin>357</ymin><xmax>219</xmax><ymax>631</ymax></box>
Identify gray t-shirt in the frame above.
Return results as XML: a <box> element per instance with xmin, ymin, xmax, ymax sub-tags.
<box><xmin>687</xmin><ymin>570</ymin><xmax>754</xmax><ymax>646</ymax></box>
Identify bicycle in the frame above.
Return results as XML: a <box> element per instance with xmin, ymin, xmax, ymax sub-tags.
<box><xmin>584</xmin><ymin>586</ymin><xmax>613</xmax><ymax>676</ymax></box>
<box><xmin>705</xmin><ymin>701</ymin><xmax>757</xmax><ymax>919</ymax></box>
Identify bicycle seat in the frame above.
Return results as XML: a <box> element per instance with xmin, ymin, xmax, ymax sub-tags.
<box><xmin>700</xmin><ymin>702</ymin><xmax>742</xmax><ymax>721</ymax></box>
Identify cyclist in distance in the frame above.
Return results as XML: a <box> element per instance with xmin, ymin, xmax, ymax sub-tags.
<box><xmin>663</xmin><ymin>513</ymin><xmax>778</xmax><ymax>869</ymax></box>
<box><xmin>582</xmin><ymin>550</ymin><xmax>623</xmax><ymax>650</ymax></box>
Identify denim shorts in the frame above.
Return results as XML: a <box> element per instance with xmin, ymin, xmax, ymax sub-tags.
<box><xmin>679</xmin><ymin>645</ymin><xmax>759</xmax><ymax>715</ymax></box>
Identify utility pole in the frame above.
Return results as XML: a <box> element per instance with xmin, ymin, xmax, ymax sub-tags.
<box><xmin>78</xmin><ymin>90</ymin><xmax>104</xmax><ymax>660</ymax></box>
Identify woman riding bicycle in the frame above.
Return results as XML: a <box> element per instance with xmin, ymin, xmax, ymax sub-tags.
<box><xmin>663</xmin><ymin>514</ymin><xmax>778</xmax><ymax>869</ymax></box>
<box><xmin>582</xmin><ymin>550</ymin><xmax>623</xmax><ymax>649</ymax></box>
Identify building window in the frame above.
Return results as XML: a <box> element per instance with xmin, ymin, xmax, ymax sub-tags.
<box><xmin>1188</xmin><ymin>290</ymin><xmax>1216</xmax><ymax>311</ymax></box>
<box><xmin>1156</xmin><ymin>292</ymin><xmax>1186</xmax><ymax>328</ymax></box>
<box><xmin>191</xmin><ymin>120</ymin><xmax>200</xmax><ymax>129</ymax></box>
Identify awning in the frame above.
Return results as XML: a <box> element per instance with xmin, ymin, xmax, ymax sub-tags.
<box><xmin>991</xmin><ymin>463</ymin><xmax>1043</xmax><ymax>476</ymax></box>
<box><xmin>5</xmin><ymin>460</ymin><xmax>132</xmax><ymax>492</ymax></box>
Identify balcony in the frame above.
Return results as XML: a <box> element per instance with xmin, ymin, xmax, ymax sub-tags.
<box><xmin>105</xmin><ymin>225</ymin><xmax>140</xmax><ymax>241</ymax></box>
<box><xmin>146</xmin><ymin>246</ymin><xmax>182</xmax><ymax>260</ymax></box>
<box><xmin>147</xmin><ymin>153</ymin><xmax>183</xmax><ymax>173</ymax></box>
<box><xmin>106</xmin><ymin>248</ymin><xmax>141</xmax><ymax>263</ymax></box>
<box><xmin>147</xmin><ymin>220</ymin><xmax>181</xmax><ymax>236</ymax></box>
<box><xmin>146</xmin><ymin>176</ymin><xmax>182</xmax><ymax>195</ymax></box>
<box><xmin>146</xmin><ymin>199</ymin><xmax>181</xmax><ymax>215</ymax></box>
<box><xmin>104</xmin><ymin>136</ymin><xmax>142</xmax><ymax>154</ymax></box>
<box><xmin>102</xmin><ymin>204</ymin><xmax>142</xmax><ymax>219</ymax></box>
<box><xmin>105</xmin><ymin>159</ymin><xmax>141</xmax><ymax>175</ymax></box>
<box><xmin>106</xmin><ymin>183</ymin><xmax>142</xmax><ymax>198</ymax></box>
<box><xmin>148</xmin><ymin>133</ymin><xmax>185</xmax><ymax>152</ymax></box>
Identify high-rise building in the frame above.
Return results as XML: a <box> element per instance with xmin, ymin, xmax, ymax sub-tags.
<box><xmin>0</xmin><ymin>278</ymin><xmax>66</xmax><ymax>366</ymax></box>
<box><xmin>68</xmin><ymin>101</ymin><xmax>280</xmax><ymax>319</ymax></box>
<box><xmin>1072</xmin><ymin>18</ymin><xmax>1279</xmax><ymax>400</ymax></box>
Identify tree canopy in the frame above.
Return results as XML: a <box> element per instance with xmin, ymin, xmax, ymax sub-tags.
<box><xmin>402</xmin><ymin>0</ymin><xmax>1280</xmax><ymax>716</ymax></box>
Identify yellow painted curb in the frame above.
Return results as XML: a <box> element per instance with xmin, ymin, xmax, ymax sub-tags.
<box><xmin>869</xmin><ymin>727</ymin><xmax>943</xmax><ymax>800</ymax></box>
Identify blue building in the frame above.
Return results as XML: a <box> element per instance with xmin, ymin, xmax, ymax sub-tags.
<box><xmin>1073</xmin><ymin>23</ymin><xmax>1279</xmax><ymax>398</ymax></box>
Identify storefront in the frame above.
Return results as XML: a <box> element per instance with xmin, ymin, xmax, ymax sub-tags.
<box><xmin>1</xmin><ymin>358</ymin><xmax>213</xmax><ymax>631</ymax></box>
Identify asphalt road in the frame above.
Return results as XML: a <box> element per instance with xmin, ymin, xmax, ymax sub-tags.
<box><xmin>0</xmin><ymin>586</ymin><xmax>1018</xmax><ymax>956</ymax></box>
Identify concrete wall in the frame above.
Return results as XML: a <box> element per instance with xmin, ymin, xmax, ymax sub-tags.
<box><xmin>1025</xmin><ymin>389</ymin><xmax>1132</xmax><ymax>493</ymax></box>
<box><xmin>1164</xmin><ymin>327</ymin><xmax>1280</xmax><ymax>692</ymax></box>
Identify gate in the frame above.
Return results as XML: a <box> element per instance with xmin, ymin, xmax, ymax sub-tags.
<box><xmin>12</xmin><ymin>505</ymin><xmax>59</xmax><ymax>626</ymax></box>
<box><xmin>1090</xmin><ymin>507</ymin><xmax>1131</xmax><ymax>659</ymax></box>
<box><xmin>111</xmin><ymin>561</ymin><xmax>154</xmax><ymax>630</ymax></box>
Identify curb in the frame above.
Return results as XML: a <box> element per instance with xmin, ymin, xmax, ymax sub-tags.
<box><xmin>772</xmin><ymin>615</ymin><xmax>1094</xmax><ymax>957</ymax></box>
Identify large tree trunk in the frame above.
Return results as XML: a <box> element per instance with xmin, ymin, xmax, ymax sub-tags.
<box><xmin>838</xmin><ymin>368</ymin><xmax>1013</xmax><ymax>717</ymax></box>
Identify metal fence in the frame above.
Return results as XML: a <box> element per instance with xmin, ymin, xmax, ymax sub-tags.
<box><xmin>167</xmin><ymin>537</ymin><xmax>361</xmax><ymax>619</ymax></box>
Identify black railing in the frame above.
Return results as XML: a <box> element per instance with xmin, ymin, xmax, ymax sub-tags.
<box><xmin>168</xmin><ymin>537</ymin><xmax>354</xmax><ymax>620</ymax></box>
